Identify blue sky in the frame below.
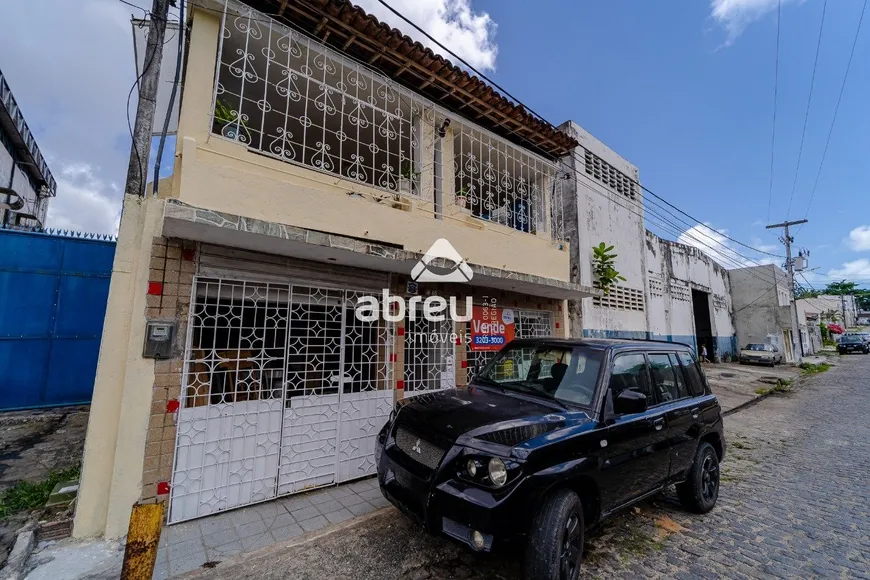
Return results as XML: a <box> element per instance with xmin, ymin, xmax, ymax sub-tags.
<box><xmin>0</xmin><ymin>0</ymin><xmax>866</xmax><ymax>288</ymax></box>
<box><xmin>468</xmin><ymin>0</ymin><xmax>869</xmax><ymax>288</ymax></box>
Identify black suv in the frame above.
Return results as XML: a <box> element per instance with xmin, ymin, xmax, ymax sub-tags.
<box><xmin>376</xmin><ymin>339</ymin><xmax>724</xmax><ymax>580</ymax></box>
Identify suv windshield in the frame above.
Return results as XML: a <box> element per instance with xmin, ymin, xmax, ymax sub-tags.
<box><xmin>475</xmin><ymin>344</ymin><xmax>603</xmax><ymax>407</ymax></box>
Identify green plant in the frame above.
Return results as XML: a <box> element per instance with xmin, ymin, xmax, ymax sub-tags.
<box><xmin>213</xmin><ymin>98</ymin><xmax>247</xmax><ymax>129</ymax></box>
<box><xmin>0</xmin><ymin>464</ymin><xmax>81</xmax><ymax>520</ymax></box>
<box><xmin>799</xmin><ymin>362</ymin><xmax>831</xmax><ymax>375</ymax></box>
<box><xmin>399</xmin><ymin>159</ymin><xmax>419</xmax><ymax>180</ymax></box>
<box><xmin>592</xmin><ymin>242</ymin><xmax>626</xmax><ymax>294</ymax></box>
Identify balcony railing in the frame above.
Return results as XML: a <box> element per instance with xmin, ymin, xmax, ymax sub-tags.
<box><xmin>210</xmin><ymin>0</ymin><xmax>564</xmax><ymax>241</ymax></box>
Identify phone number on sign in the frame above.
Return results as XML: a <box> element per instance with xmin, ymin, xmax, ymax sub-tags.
<box><xmin>472</xmin><ymin>335</ymin><xmax>506</xmax><ymax>346</ymax></box>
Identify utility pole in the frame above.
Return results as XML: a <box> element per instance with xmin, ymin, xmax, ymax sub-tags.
<box><xmin>124</xmin><ymin>0</ymin><xmax>171</xmax><ymax>197</ymax></box>
<box><xmin>767</xmin><ymin>219</ymin><xmax>808</xmax><ymax>362</ymax></box>
<box><xmin>842</xmin><ymin>294</ymin><xmax>847</xmax><ymax>329</ymax></box>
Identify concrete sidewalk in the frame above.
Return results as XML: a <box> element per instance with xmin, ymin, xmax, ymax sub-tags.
<box><xmin>703</xmin><ymin>358</ymin><xmax>826</xmax><ymax>414</ymax></box>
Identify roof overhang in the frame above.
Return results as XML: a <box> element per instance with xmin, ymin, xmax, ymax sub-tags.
<box><xmin>162</xmin><ymin>200</ymin><xmax>599</xmax><ymax>300</ymax></box>
<box><xmin>210</xmin><ymin>0</ymin><xmax>578</xmax><ymax>159</ymax></box>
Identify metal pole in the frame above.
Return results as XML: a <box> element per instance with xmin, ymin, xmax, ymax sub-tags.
<box><xmin>125</xmin><ymin>0</ymin><xmax>170</xmax><ymax>197</ymax></box>
<box><xmin>767</xmin><ymin>219</ymin><xmax>808</xmax><ymax>362</ymax></box>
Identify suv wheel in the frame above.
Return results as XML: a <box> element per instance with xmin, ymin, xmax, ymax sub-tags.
<box><xmin>676</xmin><ymin>442</ymin><xmax>719</xmax><ymax>514</ymax></box>
<box><xmin>524</xmin><ymin>489</ymin><xmax>583</xmax><ymax>580</ymax></box>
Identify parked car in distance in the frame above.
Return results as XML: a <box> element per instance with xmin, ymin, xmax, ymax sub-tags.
<box><xmin>841</xmin><ymin>332</ymin><xmax>870</xmax><ymax>345</ymax></box>
<box><xmin>838</xmin><ymin>335</ymin><xmax>870</xmax><ymax>355</ymax></box>
<box><xmin>376</xmin><ymin>339</ymin><xmax>725</xmax><ymax>580</ymax></box>
<box><xmin>738</xmin><ymin>343</ymin><xmax>782</xmax><ymax>367</ymax></box>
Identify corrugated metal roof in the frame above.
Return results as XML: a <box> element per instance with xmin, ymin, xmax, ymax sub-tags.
<box><xmin>245</xmin><ymin>0</ymin><xmax>578</xmax><ymax>159</ymax></box>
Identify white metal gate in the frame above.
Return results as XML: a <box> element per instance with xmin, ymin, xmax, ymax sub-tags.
<box><xmin>169</xmin><ymin>278</ymin><xmax>393</xmax><ymax>523</ymax></box>
<box><xmin>403</xmin><ymin>311</ymin><xmax>455</xmax><ymax>398</ymax></box>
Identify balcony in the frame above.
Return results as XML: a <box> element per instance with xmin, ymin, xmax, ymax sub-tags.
<box><xmin>209</xmin><ymin>0</ymin><xmax>564</xmax><ymax>241</ymax></box>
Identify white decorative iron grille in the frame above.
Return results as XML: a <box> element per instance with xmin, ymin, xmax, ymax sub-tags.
<box><xmin>210</xmin><ymin>0</ymin><xmax>565</xmax><ymax>241</ymax></box>
<box><xmin>454</xmin><ymin>121</ymin><xmax>560</xmax><ymax>237</ymax></box>
<box><xmin>404</xmin><ymin>312</ymin><xmax>456</xmax><ymax>397</ymax></box>
<box><xmin>171</xmin><ymin>277</ymin><xmax>393</xmax><ymax>523</ymax></box>
<box><xmin>213</xmin><ymin>0</ymin><xmax>430</xmax><ymax>198</ymax></box>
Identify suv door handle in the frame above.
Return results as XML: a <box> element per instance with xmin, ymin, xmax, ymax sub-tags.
<box><xmin>691</xmin><ymin>407</ymin><xmax>700</xmax><ymax>419</ymax></box>
<box><xmin>652</xmin><ymin>417</ymin><xmax>665</xmax><ymax>431</ymax></box>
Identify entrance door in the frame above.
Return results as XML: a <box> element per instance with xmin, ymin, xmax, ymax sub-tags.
<box><xmin>403</xmin><ymin>309</ymin><xmax>455</xmax><ymax>398</ymax></box>
<box><xmin>170</xmin><ymin>279</ymin><xmax>393</xmax><ymax>523</ymax></box>
<box><xmin>782</xmin><ymin>330</ymin><xmax>794</xmax><ymax>362</ymax></box>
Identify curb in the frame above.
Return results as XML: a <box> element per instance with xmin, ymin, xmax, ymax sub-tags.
<box><xmin>183</xmin><ymin>506</ymin><xmax>394</xmax><ymax>576</ymax></box>
<box><xmin>722</xmin><ymin>375</ymin><xmax>802</xmax><ymax>417</ymax></box>
<box><xmin>0</xmin><ymin>525</ymin><xmax>36</xmax><ymax>580</ymax></box>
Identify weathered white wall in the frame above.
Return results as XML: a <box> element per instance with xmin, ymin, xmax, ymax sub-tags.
<box><xmin>645</xmin><ymin>231</ymin><xmax>737</xmax><ymax>358</ymax></box>
<box><xmin>559</xmin><ymin>121</ymin><xmax>648</xmax><ymax>339</ymax></box>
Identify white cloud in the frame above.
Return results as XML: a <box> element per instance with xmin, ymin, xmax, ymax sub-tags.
<box><xmin>0</xmin><ymin>0</ymin><xmax>147</xmax><ymax>234</ymax></box>
<box><xmin>847</xmin><ymin>225</ymin><xmax>870</xmax><ymax>252</ymax></box>
<box><xmin>47</xmin><ymin>164</ymin><xmax>122</xmax><ymax>235</ymax></box>
<box><xmin>677</xmin><ymin>223</ymin><xmax>779</xmax><ymax>269</ymax></box>
<box><xmin>828</xmin><ymin>259</ymin><xmax>870</xmax><ymax>281</ymax></box>
<box><xmin>710</xmin><ymin>0</ymin><xmax>800</xmax><ymax>44</ymax></box>
<box><xmin>353</xmin><ymin>0</ymin><xmax>498</xmax><ymax>71</ymax></box>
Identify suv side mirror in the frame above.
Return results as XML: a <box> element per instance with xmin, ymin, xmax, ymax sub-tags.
<box><xmin>613</xmin><ymin>390</ymin><xmax>647</xmax><ymax>415</ymax></box>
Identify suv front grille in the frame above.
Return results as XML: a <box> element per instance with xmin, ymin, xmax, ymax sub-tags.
<box><xmin>395</xmin><ymin>427</ymin><xmax>446</xmax><ymax>471</ymax></box>
<box><xmin>476</xmin><ymin>423</ymin><xmax>559</xmax><ymax>446</ymax></box>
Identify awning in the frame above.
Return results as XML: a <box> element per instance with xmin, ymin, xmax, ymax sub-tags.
<box><xmin>162</xmin><ymin>200</ymin><xmax>600</xmax><ymax>301</ymax></box>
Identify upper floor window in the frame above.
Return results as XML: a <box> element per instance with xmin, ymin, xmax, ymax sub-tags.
<box><xmin>213</xmin><ymin>4</ymin><xmax>426</xmax><ymax>197</ymax></box>
<box><xmin>453</xmin><ymin>121</ymin><xmax>556</xmax><ymax>235</ymax></box>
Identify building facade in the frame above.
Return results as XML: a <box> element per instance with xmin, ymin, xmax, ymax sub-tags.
<box><xmin>729</xmin><ymin>264</ymin><xmax>799</xmax><ymax>361</ymax></box>
<box><xmin>645</xmin><ymin>233</ymin><xmax>737</xmax><ymax>360</ymax></box>
<box><xmin>559</xmin><ymin>123</ymin><xmax>736</xmax><ymax>359</ymax></box>
<box><xmin>0</xmin><ymin>67</ymin><xmax>56</xmax><ymax>228</ymax></box>
<box><xmin>74</xmin><ymin>0</ymin><xmax>598</xmax><ymax>538</ymax></box>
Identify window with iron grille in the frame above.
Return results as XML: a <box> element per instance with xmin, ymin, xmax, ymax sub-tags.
<box><xmin>453</xmin><ymin>120</ymin><xmax>559</xmax><ymax>236</ymax></box>
<box><xmin>583</xmin><ymin>150</ymin><xmax>637</xmax><ymax>199</ymax></box>
<box><xmin>213</xmin><ymin>2</ymin><xmax>427</xmax><ymax>198</ymax></box>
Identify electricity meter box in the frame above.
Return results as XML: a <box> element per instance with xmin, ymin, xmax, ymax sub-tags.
<box><xmin>143</xmin><ymin>321</ymin><xmax>176</xmax><ymax>359</ymax></box>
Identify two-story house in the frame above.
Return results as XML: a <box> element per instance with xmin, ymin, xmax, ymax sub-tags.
<box><xmin>74</xmin><ymin>0</ymin><xmax>599</xmax><ymax>538</ymax></box>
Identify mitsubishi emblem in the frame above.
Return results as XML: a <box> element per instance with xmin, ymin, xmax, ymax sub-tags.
<box><xmin>411</xmin><ymin>439</ymin><xmax>422</xmax><ymax>454</ymax></box>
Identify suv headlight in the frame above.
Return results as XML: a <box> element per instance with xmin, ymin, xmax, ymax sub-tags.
<box><xmin>488</xmin><ymin>458</ymin><xmax>508</xmax><ymax>487</ymax></box>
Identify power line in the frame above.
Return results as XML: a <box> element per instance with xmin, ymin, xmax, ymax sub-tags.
<box><xmin>786</xmin><ymin>0</ymin><xmax>827</xmax><ymax>219</ymax></box>
<box><xmin>766</xmin><ymin>0</ymin><xmax>782</xmax><ymax>226</ymax></box>
<box><xmin>185</xmin><ymin>0</ymin><xmax>785</xmax><ymax>265</ymax></box>
<box><xmin>370</xmin><ymin>0</ymin><xmax>785</xmax><ymax>260</ymax></box>
<box><xmin>798</xmin><ymin>0</ymin><xmax>868</xmax><ymax>232</ymax></box>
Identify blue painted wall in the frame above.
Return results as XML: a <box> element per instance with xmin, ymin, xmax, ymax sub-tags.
<box><xmin>0</xmin><ymin>228</ymin><xmax>115</xmax><ymax>410</ymax></box>
<box><xmin>582</xmin><ymin>328</ymin><xmax>737</xmax><ymax>359</ymax></box>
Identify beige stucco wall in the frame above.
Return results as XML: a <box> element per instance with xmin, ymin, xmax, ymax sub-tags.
<box><xmin>171</xmin><ymin>8</ymin><xmax>570</xmax><ymax>283</ymax></box>
<box><xmin>74</xmin><ymin>195</ymin><xmax>166</xmax><ymax>539</ymax></box>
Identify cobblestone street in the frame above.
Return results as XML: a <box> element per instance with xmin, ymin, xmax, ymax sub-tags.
<box><xmin>189</xmin><ymin>355</ymin><xmax>869</xmax><ymax>579</ymax></box>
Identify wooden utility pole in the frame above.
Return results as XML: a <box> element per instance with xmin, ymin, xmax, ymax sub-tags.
<box><xmin>124</xmin><ymin>0</ymin><xmax>171</xmax><ymax>197</ymax></box>
<box><xmin>767</xmin><ymin>219</ymin><xmax>808</xmax><ymax>360</ymax></box>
